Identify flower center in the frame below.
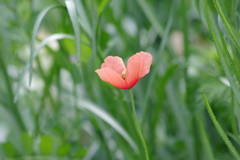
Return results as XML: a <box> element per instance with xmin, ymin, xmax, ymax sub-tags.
<box><xmin>121</xmin><ymin>69</ymin><xmax>126</xmax><ymax>79</ymax></box>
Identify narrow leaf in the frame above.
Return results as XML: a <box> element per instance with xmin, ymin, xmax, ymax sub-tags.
<box><xmin>203</xmin><ymin>0</ymin><xmax>240</xmax><ymax>104</ymax></box>
<box><xmin>29</xmin><ymin>4</ymin><xmax>64</xmax><ymax>86</ymax></box>
<box><xmin>220</xmin><ymin>33</ymin><xmax>240</xmax><ymax>91</ymax></box>
<box><xmin>65</xmin><ymin>0</ymin><xmax>81</xmax><ymax>62</ymax></box>
<box><xmin>166</xmin><ymin>81</ymin><xmax>195</xmax><ymax>159</ymax></box>
<box><xmin>74</xmin><ymin>0</ymin><xmax>92</xmax><ymax>38</ymax></box>
<box><xmin>197</xmin><ymin>117</ymin><xmax>215</xmax><ymax>160</ymax></box>
<box><xmin>98</xmin><ymin>0</ymin><xmax>112</xmax><ymax>16</ymax></box>
<box><xmin>134</xmin><ymin>0</ymin><xmax>163</xmax><ymax>36</ymax></box>
<box><xmin>203</xmin><ymin>94</ymin><xmax>240</xmax><ymax>160</ymax></box>
<box><xmin>78</xmin><ymin>100</ymin><xmax>139</xmax><ymax>153</ymax></box>
<box><xmin>91</xmin><ymin>0</ymin><xmax>97</xmax><ymax>67</ymax></box>
<box><xmin>14</xmin><ymin>33</ymin><xmax>74</xmax><ymax>102</ymax></box>
<box><xmin>213</xmin><ymin>0</ymin><xmax>240</xmax><ymax>52</ymax></box>
<box><xmin>83</xmin><ymin>142</ymin><xmax>100</xmax><ymax>160</ymax></box>
<box><xmin>141</xmin><ymin>3</ymin><xmax>175</xmax><ymax>123</ymax></box>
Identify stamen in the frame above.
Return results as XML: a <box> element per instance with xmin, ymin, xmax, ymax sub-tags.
<box><xmin>121</xmin><ymin>69</ymin><xmax>126</xmax><ymax>79</ymax></box>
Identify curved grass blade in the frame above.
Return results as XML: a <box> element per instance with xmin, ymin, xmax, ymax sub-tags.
<box><xmin>203</xmin><ymin>94</ymin><xmax>240</xmax><ymax>160</ymax></box>
<box><xmin>14</xmin><ymin>33</ymin><xmax>75</xmax><ymax>102</ymax></box>
<box><xmin>78</xmin><ymin>100</ymin><xmax>139</xmax><ymax>153</ymax></box>
<box><xmin>213</xmin><ymin>0</ymin><xmax>240</xmax><ymax>52</ymax></box>
<box><xmin>29</xmin><ymin>4</ymin><xmax>64</xmax><ymax>86</ymax></box>
<box><xmin>65</xmin><ymin>0</ymin><xmax>81</xmax><ymax>62</ymax></box>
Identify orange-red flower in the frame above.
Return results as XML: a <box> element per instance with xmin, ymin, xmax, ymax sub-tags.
<box><xmin>95</xmin><ymin>51</ymin><xmax>152</xmax><ymax>89</ymax></box>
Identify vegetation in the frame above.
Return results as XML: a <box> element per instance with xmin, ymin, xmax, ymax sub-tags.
<box><xmin>0</xmin><ymin>0</ymin><xmax>240</xmax><ymax>159</ymax></box>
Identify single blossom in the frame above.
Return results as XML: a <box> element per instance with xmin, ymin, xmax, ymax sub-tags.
<box><xmin>95</xmin><ymin>51</ymin><xmax>152</xmax><ymax>89</ymax></box>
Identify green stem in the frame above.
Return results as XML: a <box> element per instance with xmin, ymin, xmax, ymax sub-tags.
<box><xmin>0</xmin><ymin>55</ymin><xmax>26</xmax><ymax>132</ymax></box>
<box><xmin>129</xmin><ymin>89</ymin><xmax>149</xmax><ymax>160</ymax></box>
<box><xmin>91</xmin><ymin>0</ymin><xmax>97</xmax><ymax>68</ymax></box>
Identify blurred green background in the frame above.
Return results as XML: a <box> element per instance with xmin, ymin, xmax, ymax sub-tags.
<box><xmin>1</xmin><ymin>0</ymin><xmax>240</xmax><ymax>159</ymax></box>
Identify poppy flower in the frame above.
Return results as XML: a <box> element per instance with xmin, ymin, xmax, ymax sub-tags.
<box><xmin>95</xmin><ymin>51</ymin><xmax>152</xmax><ymax>89</ymax></box>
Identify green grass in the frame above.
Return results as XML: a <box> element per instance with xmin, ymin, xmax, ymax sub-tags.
<box><xmin>0</xmin><ymin>0</ymin><xmax>240</xmax><ymax>159</ymax></box>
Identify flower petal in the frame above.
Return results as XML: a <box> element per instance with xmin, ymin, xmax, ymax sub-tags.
<box><xmin>125</xmin><ymin>52</ymin><xmax>152</xmax><ymax>88</ymax></box>
<box><xmin>137</xmin><ymin>52</ymin><xmax>152</xmax><ymax>78</ymax></box>
<box><xmin>125</xmin><ymin>54</ymin><xmax>142</xmax><ymax>88</ymax></box>
<box><xmin>95</xmin><ymin>68</ymin><xmax>129</xmax><ymax>89</ymax></box>
<box><xmin>101</xmin><ymin>56</ymin><xmax>126</xmax><ymax>75</ymax></box>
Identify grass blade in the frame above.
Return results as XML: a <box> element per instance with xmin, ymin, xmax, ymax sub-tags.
<box><xmin>65</xmin><ymin>0</ymin><xmax>81</xmax><ymax>62</ymax></box>
<box><xmin>74</xmin><ymin>0</ymin><xmax>92</xmax><ymax>38</ymax></box>
<box><xmin>134</xmin><ymin>0</ymin><xmax>176</xmax><ymax>57</ymax></box>
<box><xmin>0</xmin><ymin>56</ymin><xmax>26</xmax><ymax>131</ymax></box>
<box><xmin>14</xmin><ymin>33</ymin><xmax>74</xmax><ymax>102</ymax></box>
<box><xmin>230</xmin><ymin>91</ymin><xmax>240</xmax><ymax>143</ymax></box>
<box><xmin>98</xmin><ymin>0</ymin><xmax>112</xmax><ymax>16</ymax></box>
<box><xmin>29</xmin><ymin>4</ymin><xmax>64</xmax><ymax>86</ymax></box>
<box><xmin>141</xmin><ymin>2</ymin><xmax>175</xmax><ymax>124</ymax></box>
<box><xmin>91</xmin><ymin>0</ymin><xmax>97</xmax><ymax>68</ymax></box>
<box><xmin>78</xmin><ymin>100</ymin><xmax>139</xmax><ymax>153</ymax></box>
<box><xmin>134</xmin><ymin>0</ymin><xmax>163</xmax><ymax>36</ymax></box>
<box><xmin>197</xmin><ymin>116</ymin><xmax>215</xmax><ymax>160</ymax></box>
<box><xmin>83</xmin><ymin>142</ymin><xmax>100</xmax><ymax>160</ymax></box>
<box><xmin>203</xmin><ymin>94</ymin><xmax>240</xmax><ymax>160</ymax></box>
<box><xmin>213</xmin><ymin>0</ymin><xmax>240</xmax><ymax>52</ymax></box>
<box><xmin>166</xmin><ymin>81</ymin><xmax>194</xmax><ymax>160</ymax></box>
<box><xmin>220</xmin><ymin>33</ymin><xmax>240</xmax><ymax>94</ymax></box>
<box><xmin>203</xmin><ymin>0</ymin><xmax>240</xmax><ymax>104</ymax></box>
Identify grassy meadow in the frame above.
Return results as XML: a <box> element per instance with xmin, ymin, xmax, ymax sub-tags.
<box><xmin>1</xmin><ymin>0</ymin><xmax>240</xmax><ymax>159</ymax></box>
